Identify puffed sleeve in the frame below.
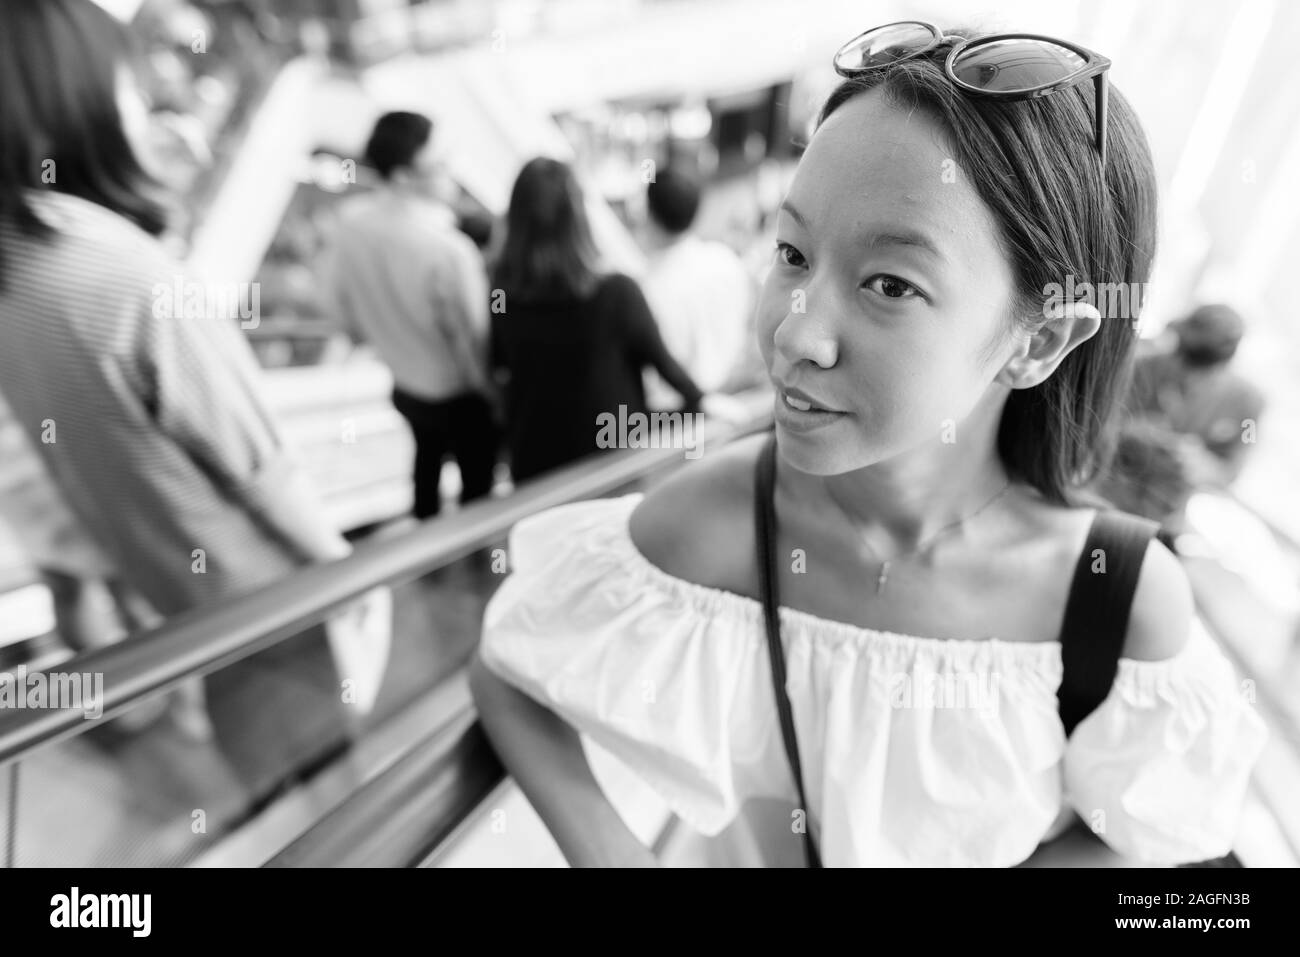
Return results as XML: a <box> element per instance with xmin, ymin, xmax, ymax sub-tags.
<box><xmin>479</xmin><ymin>495</ymin><xmax>781</xmax><ymax>835</ymax></box>
<box><xmin>1063</xmin><ymin>619</ymin><xmax>1267</xmax><ymax>863</ymax></box>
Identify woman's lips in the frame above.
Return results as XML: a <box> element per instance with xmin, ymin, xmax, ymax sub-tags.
<box><xmin>778</xmin><ymin>385</ymin><xmax>842</xmax><ymax>413</ymax></box>
<box><xmin>775</xmin><ymin>389</ymin><xmax>848</xmax><ymax>431</ymax></box>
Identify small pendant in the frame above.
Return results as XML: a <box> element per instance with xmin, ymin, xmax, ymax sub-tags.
<box><xmin>876</xmin><ymin>561</ymin><xmax>890</xmax><ymax>594</ymax></box>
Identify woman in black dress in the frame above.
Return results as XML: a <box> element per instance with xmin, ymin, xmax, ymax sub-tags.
<box><xmin>489</xmin><ymin>158</ymin><xmax>706</xmax><ymax>482</ymax></box>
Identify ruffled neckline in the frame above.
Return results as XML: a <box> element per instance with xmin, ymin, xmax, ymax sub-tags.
<box><xmin>594</xmin><ymin>492</ymin><xmax>1209</xmax><ymax>684</ymax></box>
<box><xmin>606</xmin><ymin>493</ymin><xmax>1062</xmax><ymax>666</ymax></box>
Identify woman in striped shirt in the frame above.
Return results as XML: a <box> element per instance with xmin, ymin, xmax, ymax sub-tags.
<box><xmin>0</xmin><ymin>0</ymin><xmax>381</xmax><ymax>800</ymax></box>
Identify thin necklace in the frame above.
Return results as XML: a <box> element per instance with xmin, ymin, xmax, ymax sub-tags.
<box><xmin>860</xmin><ymin>482</ymin><xmax>1013</xmax><ymax>594</ymax></box>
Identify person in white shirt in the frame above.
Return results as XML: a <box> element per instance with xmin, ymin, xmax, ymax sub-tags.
<box><xmin>321</xmin><ymin>112</ymin><xmax>498</xmax><ymax>519</ymax></box>
<box><xmin>639</xmin><ymin>168</ymin><xmax>759</xmax><ymax>410</ymax></box>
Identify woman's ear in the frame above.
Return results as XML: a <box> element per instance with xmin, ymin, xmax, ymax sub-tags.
<box><xmin>996</xmin><ymin>301</ymin><xmax>1103</xmax><ymax>389</ymax></box>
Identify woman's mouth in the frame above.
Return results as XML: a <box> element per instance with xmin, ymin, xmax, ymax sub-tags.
<box><xmin>776</xmin><ymin>388</ymin><xmax>847</xmax><ymax>431</ymax></box>
<box><xmin>779</xmin><ymin>385</ymin><xmax>841</xmax><ymax>412</ymax></box>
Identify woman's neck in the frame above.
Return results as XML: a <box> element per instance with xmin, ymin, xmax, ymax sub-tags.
<box><xmin>795</xmin><ymin>409</ymin><xmax>1015</xmax><ymax>557</ymax></box>
<box><xmin>378</xmin><ymin>181</ymin><xmax>444</xmax><ymax>209</ymax></box>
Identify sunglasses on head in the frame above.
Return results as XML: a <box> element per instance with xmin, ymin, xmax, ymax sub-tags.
<box><xmin>833</xmin><ymin>21</ymin><xmax>1111</xmax><ymax>166</ymax></box>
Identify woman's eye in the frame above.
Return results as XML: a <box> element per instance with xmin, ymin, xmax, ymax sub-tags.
<box><xmin>775</xmin><ymin>241</ymin><xmax>807</xmax><ymax>269</ymax></box>
<box><xmin>865</xmin><ymin>275</ymin><xmax>921</xmax><ymax>300</ymax></box>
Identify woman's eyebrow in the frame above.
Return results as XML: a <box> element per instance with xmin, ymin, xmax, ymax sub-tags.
<box><xmin>860</xmin><ymin>230</ymin><xmax>947</xmax><ymax>263</ymax></box>
<box><xmin>779</xmin><ymin>201</ymin><xmax>946</xmax><ymax>263</ymax></box>
<box><xmin>778</xmin><ymin>199</ymin><xmax>809</xmax><ymax>229</ymax></box>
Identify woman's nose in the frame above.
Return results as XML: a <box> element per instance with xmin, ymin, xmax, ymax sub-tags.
<box><xmin>773</xmin><ymin>287</ymin><xmax>838</xmax><ymax>370</ymax></box>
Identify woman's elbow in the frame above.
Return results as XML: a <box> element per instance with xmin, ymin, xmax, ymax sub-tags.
<box><xmin>469</xmin><ymin>648</ymin><xmax>538</xmax><ymax>734</ymax></box>
<box><xmin>468</xmin><ymin>649</ymin><xmax>504</xmax><ymax>717</ymax></box>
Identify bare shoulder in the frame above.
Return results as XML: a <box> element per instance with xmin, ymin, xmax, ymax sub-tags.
<box><xmin>628</xmin><ymin>432</ymin><xmax>768</xmax><ymax>595</ymax></box>
<box><xmin>1014</xmin><ymin>495</ymin><xmax>1193</xmax><ymax>659</ymax></box>
<box><xmin>1122</xmin><ymin>537</ymin><xmax>1194</xmax><ymax>661</ymax></box>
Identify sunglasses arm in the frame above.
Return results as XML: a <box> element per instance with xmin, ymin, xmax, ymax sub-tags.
<box><xmin>1095</xmin><ymin>72</ymin><xmax>1109</xmax><ymax>167</ymax></box>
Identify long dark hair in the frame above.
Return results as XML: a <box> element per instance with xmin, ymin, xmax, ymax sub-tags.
<box><xmin>492</xmin><ymin>157</ymin><xmax>600</xmax><ymax>302</ymax></box>
<box><xmin>819</xmin><ymin>30</ymin><xmax>1158</xmax><ymax>505</ymax></box>
<box><xmin>0</xmin><ymin>0</ymin><xmax>168</xmax><ymax>285</ymax></box>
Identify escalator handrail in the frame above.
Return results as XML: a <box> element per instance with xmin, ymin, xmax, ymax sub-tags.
<box><xmin>0</xmin><ymin>399</ymin><xmax>773</xmax><ymax>767</ymax></box>
<box><xmin>264</xmin><ymin>696</ymin><xmax>505</xmax><ymax>868</ymax></box>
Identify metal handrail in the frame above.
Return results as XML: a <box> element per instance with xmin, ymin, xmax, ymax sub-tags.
<box><xmin>265</xmin><ymin>699</ymin><xmax>503</xmax><ymax>868</ymax></box>
<box><xmin>0</xmin><ymin>398</ymin><xmax>773</xmax><ymax>767</ymax></box>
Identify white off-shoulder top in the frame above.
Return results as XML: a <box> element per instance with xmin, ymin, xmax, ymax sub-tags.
<box><xmin>479</xmin><ymin>494</ymin><xmax>1268</xmax><ymax>867</ymax></box>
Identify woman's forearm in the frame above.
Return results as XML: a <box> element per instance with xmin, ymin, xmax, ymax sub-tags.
<box><xmin>468</xmin><ymin>652</ymin><xmax>658</xmax><ymax>867</ymax></box>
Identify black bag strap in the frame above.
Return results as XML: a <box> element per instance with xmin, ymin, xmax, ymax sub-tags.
<box><xmin>753</xmin><ymin>431</ymin><xmax>822</xmax><ymax>868</ymax></box>
<box><xmin>1056</xmin><ymin>510</ymin><xmax>1159</xmax><ymax>737</ymax></box>
<box><xmin>1055</xmin><ymin>513</ymin><xmax>1242</xmax><ymax>867</ymax></box>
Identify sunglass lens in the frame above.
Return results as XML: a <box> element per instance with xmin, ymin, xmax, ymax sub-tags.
<box><xmin>834</xmin><ymin>22</ymin><xmax>938</xmax><ymax>73</ymax></box>
<box><xmin>950</xmin><ymin>38</ymin><xmax>1087</xmax><ymax>92</ymax></box>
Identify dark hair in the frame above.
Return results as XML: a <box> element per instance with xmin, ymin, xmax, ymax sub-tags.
<box><xmin>1177</xmin><ymin>341</ymin><xmax>1237</xmax><ymax>368</ymax></box>
<box><xmin>364</xmin><ymin>112</ymin><xmax>434</xmax><ymax>180</ymax></box>
<box><xmin>492</xmin><ymin>157</ymin><xmax>600</xmax><ymax>302</ymax></box>
<box><xmin>1174</xmin><ymin>303</ymin><xmax>1243</xmax><ymax>366</ymax></box>
<box><xmin>457</xmin><ymin>210</ymin><xmax>494</xmax><ymax>251</ymax></box>
<box><xmin>818</xmin><ymin>30</ymin><xmax>1158</xmax><ymax>505</ymax></box>
<box><xmin>646</xmin><ymin>167</ymin><xmax>701</xmax><ymax>234</ymax></box>
<box><xmin>0</xmin><ymin>0</ymin><xmax>168</xmax><ymax>284</ymax></box>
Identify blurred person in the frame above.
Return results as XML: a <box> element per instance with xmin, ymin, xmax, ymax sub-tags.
<box><xmin>320</xmin><ymin>111</ymin><xmax>498</xmax><ymax>519</ymax></box>
<box><xmin>1100</xmin><ymin>304</ymin><xmax>1264</xmax><ymax>540</ymax></box>
<box><xmin>0</xmin><ymin>0</ymin><xmax>386</xmax><ymax>800</ymax></box>
<box><xmin>472</xmin><ymin>24</ymin><xmax>1265</xmax><ymax>867</ymax></box>
<box><xmin>639</xmin><ymin>168</ymin><xmax>758</xmax><ymax>408</ymax></box>
<box><xmin>1131</xmin><ymin>304</ymin><xmax>1264</xmax><ymax>487</ymax></box>
<box><xmin>489</xmin><ymin>158</ymin><xmax>708</xmax><ymax>483</ymax></box>
<box><xmin>731</xmin><ymin>158</ymin><xmax>789</xmax><ymax>281</ymax></box>
<box><xmin>0</xmin><ymin>391</ymin><xmax>212</xmax><ymax>739</ymax></box>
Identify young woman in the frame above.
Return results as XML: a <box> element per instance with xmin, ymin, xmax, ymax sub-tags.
<box><xmin>489</xmin><ymin>157</ymin><xmax>707</xmax><ymax>482</ymax></box>
<box><xmin>470</xmin><ymin>24</ymin><xmax>1266</xmax><ymax>866</ymax></box>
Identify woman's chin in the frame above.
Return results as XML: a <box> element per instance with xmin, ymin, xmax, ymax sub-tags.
<box><xmin>774</xmin><ymin>424</ymin><xmax>876</xmax><ymax>476</ymax></box>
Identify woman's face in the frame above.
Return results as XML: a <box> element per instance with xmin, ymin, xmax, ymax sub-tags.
<box><xmin>758</xmin><ymin>89</ymin><xmax>1022</xmax><ymax>476</ymax></box>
